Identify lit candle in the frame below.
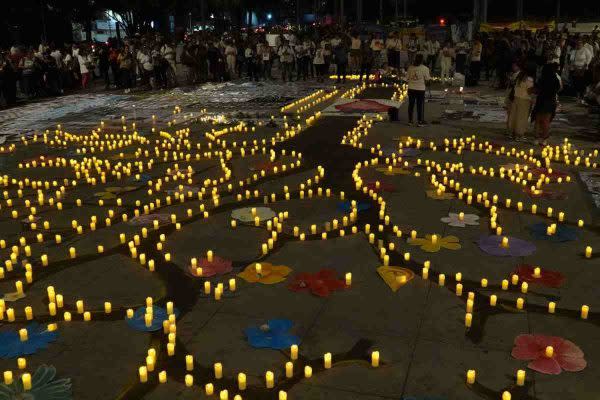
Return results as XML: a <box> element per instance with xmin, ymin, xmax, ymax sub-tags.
<box><xmin>516</xmin><ymin>369</ymin><xmax>526</xmax><ymax>386</ymax></box>
<box><xmin>139</xmin><ymin>366</ymin><xmax>148</xmax><ymax>383</ymax></box>
<box><xmin>304</xmin><ymin>366</ymin><xmax>312</xmax><ymax>378</ymax></box>
<box><xmin>548</xmin><ymin>301</ymin><xmax>556</xmax><ymax>313</ymax></box>
<box><xmin>516</xmin><ymin>298</ymin><xmax>524</xmax><ymax>310</ymax></box>
<box><xmin>279</xmin><ymin>391</ymin><xmax>288</xmax><ymax>400</ymax></box>
<box><xmin>545</xmin><ymin>346</ymin><xmax>554</xmax><ymax>358</ymax></box>
<box><xmin>22</xmin><ymin>373</ymin><xmax>31</xmax><ymax>390</ymax></box>
<box><xmin>255</xmin><ymin>263</ymin><xmax>262</xmax><ymax>275</ymax></box>
<box><xmin>438</xmin><ymin>274</ymin><xmax>445</xmax><ymax>286</ymax></box>
<box><xmin>345</xmin><ymin>273</ymin><xmax>352</xmax><ymax>286</ymax></box>
<box><xmin>229</xmin><ymin>278</ymin><xmax>236</xmax><ymax>292</ymax></box>
<box><xmin>158</xmin><ymin>371</ymin><xmax>167</xmax><ymax>383</ymax></box>
<box><xmin>17</xmin><ymin>358</ymin><xmax>26</xmax><ymax>370</ymax></box>
<box><xmin>422</xmin><ymin>268</ymin><xmax>429</xmax><ymax>280</ymax></box>
<box><xmin>290</xmin><ymin>344</ymin><xmax>298</xmax><ymax>360</ymax></box>
<box><xmin>69</xmin><ymin>247</ymin><xmax>76</xmax><ymax>258</ymax></box>
<box><xmin>490</xmin><ymin>295</ymin><xmax>497</xmax><ymax>306</ymax></box>
<box><xmin>104</xmin><ymin>302</ymin><xmax>112</xmax><ymax>314</ymax></box>
<box><xmin>502</xmin><ymin>280</ymin><xmax>509</xmax><ymax>290</ymax></box>
<box><xmin>25</xmin><ymin>306</ymin><xmax>33</xmax><ymax>320</ymax></box>
<box><xmin>185</xmin><ymin>374</ymin><xmax>193</xmax><ymax>387</ymax></box>
<box><xmin>324</xmin><ymin>352</ymin><xmax>332</xmax><ymax>369</ymax></box>
<box><xmin>3</xmin><ymin>371</ymin><xmax>12</xmax><ymax>384</ymax></box>
<box><xmin>533</xmin><ymin>267</ymin><xmax>541</xmax><ymax>278</ymax></box>
<box><xmin>466</xmin><ymin>369</ymin><xmax>476</xmax><ymax>384</ymax></box>
<box><xmin>146</xmin><ymin>356</ymin><xmax>155</xmax><ymax>372</ymax></box>
<box><xmin>502</xmin><ymin>391</ymin><xmax>512</xmax><ymax>400</ymax></box>
<box><xmin>238</xmin><ymin>372</ymin><xmax>247</xmax><ymax>390</ymax></box>
<box><xmin>265</xmin><ymin>371</ymin><xmax>275</xmax><ymax>388</ymax></box>
<box><xmin>207</xmin><ymin>250</ymin><xmax>214</xmax><ymax>262</ymax></box>
<box><xmin>214</xmin><ymin>362</ymin><xmax>223</xmax><ymax>379</ymax></box>
<box><xmin>481</xmin><ymin>278</ymin><xmax>488</xmax><ymax>288</ymax></box>
<box><xmin>204</xmin><ymin>281</ymin><xmax>211</xmax><ymax>294</ymax></box>
<box><xmin>465</xmin><ymin>313</ymin><xmax>472</xmax><ymax>327</ymax></box>
<box><xmin>19</xmin><ymin>328</ymin><xmax>28</xmax><ymax>342</ymax></box>
<box><xmin>456</xmin><ymin>283</ymin><xmax>463</xmax><ymax>296</ymax></box>
<box><xmin>219</xmin><ymin>390</ymin><xmax>228</xmax><ymax>400</ymax></box>
<box><xmin>501</xmin><ymin>237</ymin><xmax>509</xmax><ymax>248</ymax></box>
<box><xmin>521</xmin><ymin>282</ymin><xmax>528</xmax><ymax>293</ymax></box>
<box><xmin>581</xmin><ymin>305</ymin><xmax>589</xmax><ymax>319</ymax></box>
<box><xmin>76</xmin><ymin>300</ymin><xmax>84</xmax><ymax>314</ymax></box>
<box><xmin>205</xmin><ymin>383</ymin><xmax>214</xmax><ymax>395</ymax></box>
<box><xmin>64</xmin><ymin>312</ymin><xmax>71</xmax><ymax>321</ymax></box>
<box><xmin>585</xmin><ymin>246</ymin><xmax>592</xmax><ymax>258</ymax></box>
<box><xmin>371</xmin><ymin>351</ymin><xmax>380</xmax><ymax>367</ymax></box>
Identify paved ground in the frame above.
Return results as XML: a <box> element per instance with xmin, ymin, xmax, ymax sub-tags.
<box><xmin>0</xmin><ymin>79</ymin><xmax>598</xmax><ymax>400</ymax></box>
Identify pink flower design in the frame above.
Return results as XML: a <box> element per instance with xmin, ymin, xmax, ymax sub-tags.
<box><xmin>511</xmin><ymin>334</ymin><xmax>587</xmax><ymax>375</ymax></box>
<box><xmin>187</xmin><ymin>256</ymin><xmax>233</xmax><ymax>278</ymax></box>
<box><xmin>335</xmin><ymin>99</ymin><xmax>392</xmax><ymax>113</ymax></box>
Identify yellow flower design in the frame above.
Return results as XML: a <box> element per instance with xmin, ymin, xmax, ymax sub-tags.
<box><xmin>94</xmin><ymin>186</ymin><xmax>139</xmax><ymax>199</ymax></box>
<box><xmin>375</xmin><ymin>167</ymin><xmax>411</xmax><ymax>176</ymax></box>
<box><xmin>426</xmin><ymin>189</ymin><xmax>455</xmax><ymax>200</ymax></box>
<box><xmin>377</xmin><ymin>266</ymin><xmax>415</xmax><ymax>292</ymax></box>
<box><xmin>237</xmin><ymin>262</ymin><xmax>293</xmax><ymax>284</ymax></box>
<box><xmin>407</xmin><ymin>235</ymin><xmax>461</xmax><ymax>253</ymax></box>
<box><xmin>2</xmin><ymin>291</ymin><xmax>26</xmax><ymax>302</ymax></box>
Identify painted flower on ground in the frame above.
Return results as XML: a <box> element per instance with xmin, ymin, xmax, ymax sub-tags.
<box><xmin>337</xmin><ymin>201</ymin><xmax>371</xmax><ymax>213</ymax></box>
<box><xmin>527</xmin><ymin>222</ymin><xmax>577</xmax><ymax>242</ymax></box>
<box><xmin>0</xmin><ymin>323</ymin><xmax>58</xmax><ymax>358</ymax></box>
<box><xmin>375</xmin><ymin>167</ymin><xmax>411</xmax><ymax>176</ymax></box>
<box><xmin>0</xmin><ymin>364</ymin><xmax>72</xmax><ymax>399</ymax></box>
<box><xmin>245</xmin><ymin>319</ymin><xmax>299</xmax><ymax>350</ymax></box>
<box><xmin>398</xmin><ymin>147</ymin><xmax>421</xmax><ymax>157</ymax></box>
<box><xmin>440</xmin><ymin>213</ymin><xmax>480</xmax><ymax>227</ymax></box>
<box><xmin>335</xmin><ymin>99</ymin><xmax>392</xmax><ymax>113</ymax></box>
<box><xmin>237</xmin><ymin>262</ymin><xmax>292</xmax><ymax>284</ymax></box>
<box><xmin>524</xmin><ymin>187</ymin><xmax>568</xmax><ymax>200</ymax></box>
<box><xmin>377</xmin><ymin>266</ymin><xmax>415</xmax><ymax>292</ymax></box>
<box><xmin>408</xmin><ymin>235</ymin><xmax>461</xmax><ymax>253</ymax></box>
<box><xmin>511</xmin><ymin>334</ymin><xmax>586</xmax><ymax>374</ymax></box>
<box><xmin>288</xmin><ymin>269</ymin><xmax>347</xmax><ymax>297</ymax></box>
<box><xmin>476</xmin><ymin>235</ymin><xmax>536</xmax><ymax>257</ymax></box>
<box><xmin>426</xmin><ymin>189</ymin><xmax>455</xmax><ymax>200</ymax></box>
<box><xmin>126</xmin><ymin>306</ymin><xmax>180</xmax><ymax>332</ymax></box>
<box><xmin>231</xmin><ymin>207</ymin><xmax>276</xmax><ymax>223</ymax></box>
<box><xmin>512</xmin><ymin>264</ymin><xmax>565</xmax><ymax>288</ymax></box>
<box><xmin>365</xmin><ymin>181</ymin><xmax>395</xmax><ymax>193</ymax></box>
<box><xmin>1</xmin><ymin>292</ymin><xmax>25</xmax><ymax>302</ymax></box>
<box><xmin>250</xmin><ymin>161</ymin><xmax>279</xmax><ymax>172</ymax></box>
<box><xmin>127</xmin><ymin>213</ymin><xmax>171</xmax><ymax>227</ymax></box>
<box><xmin>530</xmin><ymin>167</ymin><xmax>569</xmax><ymax>179</ymax></box>
<box><xmin>94</xmin><ymin>186</ymin><xmax>139</xmax><ymax>200</ymax></box>
<box><xmin>187</xmin><ymin>256</ymin><xmax>233</xmax><ymax>278</ymax></box>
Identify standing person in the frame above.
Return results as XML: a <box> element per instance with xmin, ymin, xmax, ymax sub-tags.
<box><xmin>98</xmin><ymin>45</ymin><xmax>110</xmax><ymax>89</ymax></box>
<box><xmin>0</xmin><ymin>54</ymin><xmax>17</xmax><ymax>107</ymax></box>
<box><xmin>313</xmin><ymin>45</ymin><xmax>326</xmax><ymax>82</ymax></box>
<box><xmin>407</xmin><ymin>33</ymin><xmax>418</xmax><ymax>65</ymax></box>
<box><xmin>260</xmin><ymin>42</ymin><xmax>273</xmax><ymax>80</ymax></box>
<box><xmin>224</xmin><ymin>41</ymin><xmax>237</xmax><ymax>79</ymax></box>
<box><xmin>440</xmin><ymin>41</ymin><xmax>454</xmax><ymax>84</ymax></box>
<box><xmin>386</xmin><ymin>32</ymin><xmax>401</xmax><ymax>71</ymax></box>
<box><xmin>109</xmin><ymin>47</ymin><xmax>119</xmax><ymax>88</ymax></box>
<box><xmin>77</xmin><ymin>49</ymin><xmax>91</xmax><ymax>89</ymax></box>
<box><xmin>294</xmin><ymin>40</ymin><xmax>308</xmax><ymax>81</ymax></box>
<box><xmin>358</xmin><ymin>40</ymin><xmax>373</xmax><ymax>83</ymax></box>
<box><xmin>506</xmin><ymin>63</ymin><xmax>534</xmax><ymax>141</ymax></box>
<box><xmin>370</xmin><ymin>33</ymin><xmax>384</xmax><ymax>69</ymax></box>
<box><xmin>455</xmin><ymin>39</ymin><xmax>469</xmax><ymax>76</ymax></box>
<box><xmin>118</xmin><ymin>46</ymin><xmax>133</xmax><ymax>93</ymax></box>
<box><xmin>18</xmin><ymin>50</ymin><xmax>37</xmax><ymax>98</ymax></box>
<box><xmin>532</xmin><ymin>63</ymin><xmax>562</xmax><ymax>146</ymax></box>
<box><xmin>333</xmin><ymin>41</ymin><xmax>349</xmax><ymax>83</ymax></box>
<box><xmin>350</xmin><ymin>32</ymin><xmax>362</xmax><ymax>73</ymax></box>
<box><xmin>469</xmin><ymin>36</ymin><xmax>483</xmax><ymax>85</ymax></box>
<box><xmin>245</xmin><ymin>42</ymin><xmax>257</xmax><ymax>81</ymax></box>
<box><xmin>278</xmin><ymin>40</ymin><xmax>295</xmax><ymax>83</ymax></box>
<box><xmin>406</xmin><ymin>54</ymin><xmax>431</xmax><ymax>127</ymax></box>
<box><xmin>570</xmin><ymin>39</ymin><xmax>592</xmax><ymax>103</ymax></box>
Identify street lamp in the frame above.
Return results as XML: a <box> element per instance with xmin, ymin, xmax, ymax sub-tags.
<box><xmin>267</xmin><ymin>13</ymin><xmax>272</xmax><ymax>20</ymax></box>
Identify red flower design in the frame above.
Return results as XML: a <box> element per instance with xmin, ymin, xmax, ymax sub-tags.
<box><xmin>512</xmin><ymin>334</ymin><xmax>586</xmax><ymax>374</ymax></box>
<box><xmin>288</xmin><ymin>269</ymin><xmax>348</xmax><ymax>297</ymax></box>
<box><xmin>523</xmin><ymin>187</ymin><xmax>567</xmax><ymax>200</ymax></box>
<box><xmin>335</xmin><ymin>99</ymin><xmax>392</xmax><ymax>113</ymax></box>
<box><xmin>513</xmin><ymin>264</ymin><xmax>565</xmax><ymax>288</ymax></box>
<box><xmin>365</xmin><ymin>181</ymin><xmax>395</xmax><ymax>193</ymax></box>
<box><xmin>187</xmin><ymin>256</ymin><xmax>233</xmax><ymax>278</ymax></box>
<box><xmin>530</xmin><ymin>167</ymin><xmax>569</xmax><ymax>179</ymax></box>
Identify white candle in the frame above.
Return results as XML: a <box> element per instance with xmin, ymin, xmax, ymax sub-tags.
<box><xmin>516</xmin><ymin>369</ymin><xmax>526</xmax><ymax>386</ymax></box>
<box><xmin>466</xmin><ymin>369</ymin><xmax>476</xmax><ymax>384</ymax></box>
<box><xmin>290</xmin><ymin>344</ymin><xmax>298</xmax><ymax>360</ymax></box>
<box><xmin>371</xmin><ymin>351</ymin><xmax>380</xmax><ymax>367</ymax></box>
<box><xmin>238</xmin><ymin>373</ymin><xmax>247</xmax><ymax>390</ymax></box>
<box><xmin>324</xmin><ymin>353</ymin><xmax>332</xmax><ymax>369</ymax></box>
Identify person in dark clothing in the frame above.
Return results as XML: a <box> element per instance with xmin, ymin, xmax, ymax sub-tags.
<box><xmin>207</xmin><ymin>43</ymin><xmax>220</xmax><ymax>82</ymax></box>
<box><xmin>0</xmin><ymin>55</ymin><xmax>17</xmax><ymax>107</ymax></box>
<box><xmin>532</xmin><ymin>63</ymin><xmax>562</xmax><ymax>146</ymax></box>
<box><xmin>333</xmin><ymin>42</ymin><xmax>349</xmax><ymax>83</ymax></box>
<box><xmin>359</xmin><ymin>41</ymin><xmax>373</xmax><ymax>83</ymax></box>
<box><xmin>98</xmin><ymin>46</ymin><xmax>110</xmax><ymax>89</ymax></box>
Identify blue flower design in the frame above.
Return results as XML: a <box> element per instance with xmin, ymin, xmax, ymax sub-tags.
<box><xmin>0</xmin><ymin>323</ymin><xmax>58</xmax><ymax>359</ymax></box>
<box><xmin>527</xmin><ymin>222</ymin><xmax>578</xmax><ymax>243</ymax></box>
<box><xmin>337</xmin><ymin>201</ymin><xmax>371</xmax><ymax>213</ymax></box>
<box><xmin>126</xmin><ymin>306</ymin><xmax>180</xmax><ymax>332</ymax></box>
<box><xmin>245</xmin><ymin>319</ymin><xmax>299</xmax><ymax>350</ymax></box>
<box><xmin>0</xmin><ymin>364</ymin><xmax>72</xmax><ymax>400</ymax></box>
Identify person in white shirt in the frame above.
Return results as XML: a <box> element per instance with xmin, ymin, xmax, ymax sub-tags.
<box><xmin>370</xmin><ymin>33</ymin><xmax>384</xmax><ymax>69</ymax></box>
<box><xmin>406</xmin><ymin>54</ymin><xmax>431</xmax><ymax>126</ymax></box>
<box><xmin>440</xmin><ymin>41</ymin><xmax>454</xmax><ymax>83</ymax></box>
<box><xmin>313</xmin><ymin>47</ymin><xmax>326</xmax><ymax>82</ymax></box>
<box><xmin>349</xmin><ymin>33</ymin><xmax>362</xmax><ymax>73</ymax></box>
<box><xmin>224</xmin><ymin>42</ymin><xmax>237</xmax><ymax>78</ymax></box>
<box><xmin>386</xmin><ymin>32</ymin><xmax>402</xmax><ymax>70</ymax></box>
<box><xmin>469</xmin><ymin>36</ymin><xmax>483</xmax><ymax>85</ymax></box>
<box><xmin>77</xmin><ymin>49</ymin><xmax>91</xmax><ymax>89</ymax></box>
<box><xmin>571</xmin><ymin>39</ymin><xmax>592</xmax><ymax>101</ymax></box>
<box><xmin>507</xmin><ymin>64</ymin><xmax>534</xmax><ymax>140</ymax></box>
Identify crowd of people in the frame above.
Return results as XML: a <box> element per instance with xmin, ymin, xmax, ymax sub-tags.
<box><xmin>1</xmin><ymin>24</ymin><xmax>599</xmax><ymax>145</ymax></box>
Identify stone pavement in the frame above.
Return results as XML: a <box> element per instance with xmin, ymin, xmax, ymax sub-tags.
<box><xmin>0</xmin><ymin>79</ymin><xmax>597</xmax><ymax>400</ymax></box>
